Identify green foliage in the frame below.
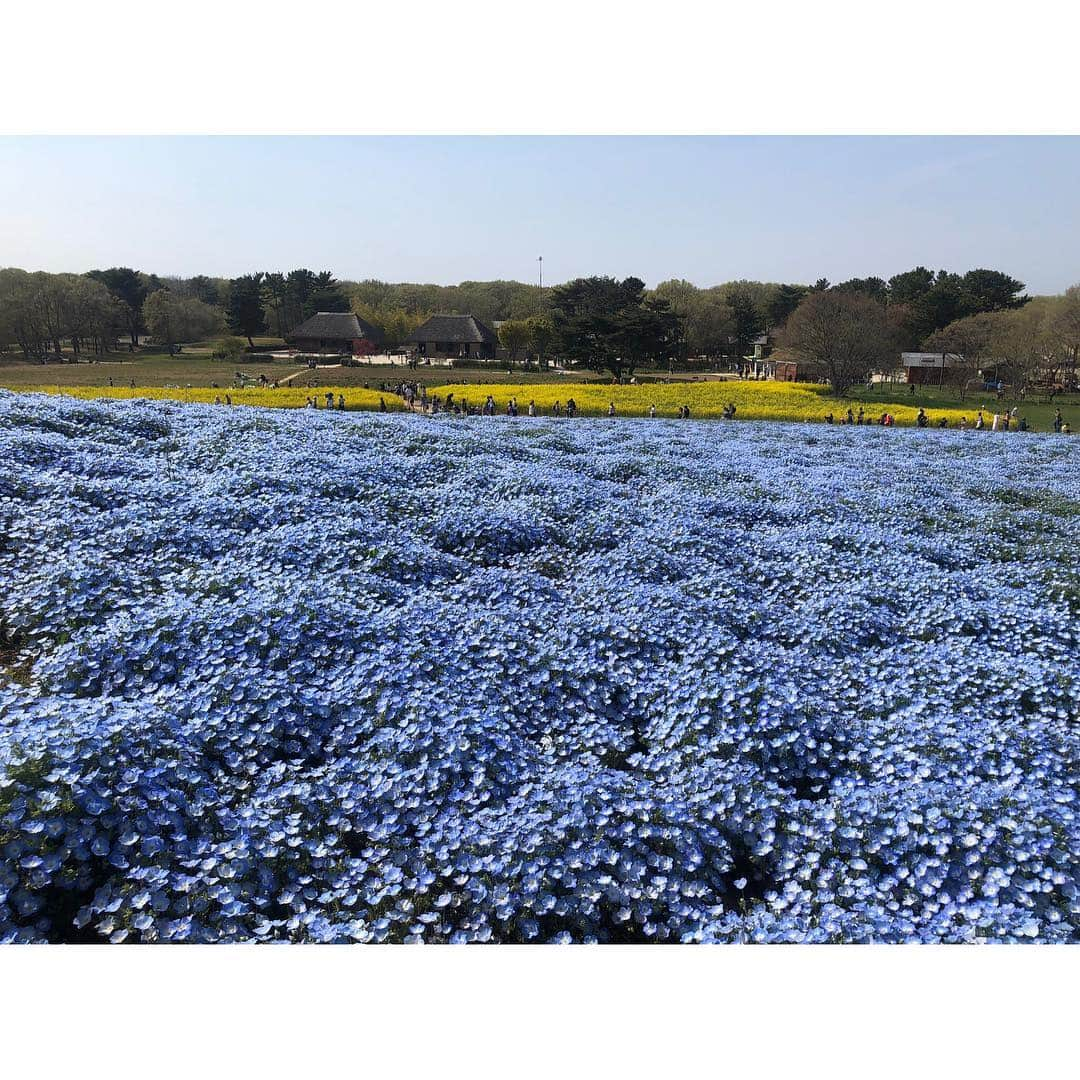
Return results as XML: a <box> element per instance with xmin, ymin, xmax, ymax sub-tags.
<box><xmin>225</xmin><ymin>273</ymin><xmax>268</xmax><ymax>345</ymax></box>
<box><xmin>85</xmin><ymin>266</ymin><xmax>155</xmax><ymax>344</ymax></box>
<box><xmin>349</xmin><ymin>278</ymin><xmax>542</xmax><ymax>324</ymax></box>
<box><xmin>260</xmin><ymin>269</ymin><xmax>349</xmax><ymax>337</ymax></box>
<box><xmin>549</xmin><ymin>276</ymin><xmax>682</xmax><ymax>379</ymax></box>
<box><xmin>143</xmin><ymin>289</ymin><xmax>224</xmax><ymax>348</ymax></box>
<box><xmin>497</xmin><ymin>318</ymin><xmax>532</xmax><ymax>361</ymax></box>
<box><xmin>217</xmin><ymin>336</ymin><xmax>248</xmax><ymax>361</ymax></box>
<box><xmin>350</xmin><ymin>303</ymin><xmax>428</xmax><ymax>350</ymax></box>
<box><xmin>1</xmin><ymin>269</ymin><xmax>120</xmax><ymax>358</ymax></box>
<box><xmin>833</xmin><ymin>277</ymin><xmax>889</xmax><ymax>303</ymax></box>
<box><xmin>887</xmin><ymin>266</ymin><xmax>935</xmax><ymax>306</ymax></box>
<box><xmin>764</xmin><ymin>283</ymin><xmax>809</xmax><ymax>328</ymax></box>
<box><xmin>524</xmin><ymin>314</ymin><xmax>554</xmax><ymax>364</ymax></box>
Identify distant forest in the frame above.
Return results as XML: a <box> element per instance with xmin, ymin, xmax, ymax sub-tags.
<box><xmin>1</xmin><ymin>264</ymin><xmax>1042</xmax><ymax>354</ymax></box>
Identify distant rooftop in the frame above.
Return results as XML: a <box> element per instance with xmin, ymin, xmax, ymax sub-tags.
<box><xmin>287</xmin><ymin>311</ymin><xmax>382</xmax><ymax>342</ymax></box>
<box><xmin>406</xmin><ymin>314</ymin><xmax>498</xmax><ymax>345</ymax></box>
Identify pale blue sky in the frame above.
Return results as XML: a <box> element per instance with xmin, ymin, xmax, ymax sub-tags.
<box><xmin>1</xmin><ymin>136</ymin><xmax>1077</xmax><ymax>293</ymax></box>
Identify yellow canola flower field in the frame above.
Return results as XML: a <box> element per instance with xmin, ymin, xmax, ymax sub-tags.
<box><xmin>20</xmin><ymin>385</ymin><xmax>406</xmax><ymax>412</ymax></box>
<box><xmin>429</xmin><ymin>380</ymin><xmax>972</xmax><ymax>426</ymax></box>
<box><xmin>18</xmin><ymin>379</ymin><xmax>977</xmax><ymax>427</ymax></box>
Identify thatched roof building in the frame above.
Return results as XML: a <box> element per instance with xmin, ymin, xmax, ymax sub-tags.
<box><xmin>287</xmin><ymin>312</ymin><xmax>384</xmax><ymax>357</ymax></box>
<box><xmin>406</xmin><ymin>315</ymin><xmax>498</xmax><ymax>360</ymax></box>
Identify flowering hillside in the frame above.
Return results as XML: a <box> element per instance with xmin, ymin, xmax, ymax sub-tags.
<box><xmin>1</xmin><ymin>391</ymin><xmax>1077</xmax><ymax>943</ymax></box>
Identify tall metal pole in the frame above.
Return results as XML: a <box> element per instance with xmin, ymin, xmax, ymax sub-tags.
<box><xmin>538</xmin><ymin>256</ymin><xmax>544</xmax><ymax>369</ymax></box>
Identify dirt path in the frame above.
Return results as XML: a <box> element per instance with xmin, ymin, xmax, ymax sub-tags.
<box><xmin>273</xmin><ymin>364</ymin><xmax>342</xmax><ymax>387</ymax></box>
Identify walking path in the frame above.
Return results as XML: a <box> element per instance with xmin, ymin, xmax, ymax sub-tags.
<box><xmin>276</xmin><ymin>363</ymin><xmax>342</xmax><ymax>386</ymax></box>
<box><xmin>234</xmin><ymin>363</ymin><xmax>343</xmax><ymax>388</ymax></box>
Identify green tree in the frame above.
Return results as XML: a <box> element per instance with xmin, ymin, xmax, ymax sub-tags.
<box><xmin>525</xmin><ymin>314</ymin><xmax>555</xmax><ymax>367</ymax></box>
<box><xmin>350</xmin><ymin>302</ymin><xmax>427</xmax><ymax>350</ymax></box>
<box><xmin>309</xmin><ymin>271</ymin><xmax>350</xmax><ymax>314</ymax></box>
<box><xmin>225</xmin><ymin>273</ymin><xmax>268</xmax><ymax>347</ymax></box>
<box><xmin>86</xmin><ymin>266</ymin><xmax>150</xmax><ymax>345</ymax></box>
<box><xmin>917</xmin><ymin>271</ymin><xmax>966</xmax><ymax>337</ymax></box>
<box><xmin>689</xmin><ymin>298</ymin><xmax>737</xmax><ymax>359</ymax></box>
<box><xmin>217</xmin><ymin>336</ymin><xmax>247</xmax><ymax>361</ymax></box>
<box><xmin>715</xmin><ymin>283</ymin><xmax>764</xmax><ymax>360</ymax></box>
<box><xmin>887</xmin><ymin>267</ymin><xmax>935</xmax><ymax>307</ymax></box>
<box><xmin>959</xmin><ymin>269</ymin><xmax>1028</xmax><ymax>316</ymax></box>
<box><xmin>833</xmin><ymin>277</ymin><xmax>889</xmax><ymax>304</ymax></box>
<box><xmin>261</xmin><ymin>272</ymin><xmax>288</xmax><ymax>338</ymax></box>
<box><xmin>144</xmin><ymin>290</ymin><xmax>225</xmax><ymax>350</ymax></box>
<box><xmin>497</xmin><ymin>318</ymin><xmax>532</xmax><ymax>363</ymax></box>
<box><xmin>764</xmin><ymin>284</ymin><xmax>809</xmax><ymax>329</ymax></box>
<box><xmin>549</xmin><ymin>276</ymin><xmax>682</xmax><ymax>380</ymax></box>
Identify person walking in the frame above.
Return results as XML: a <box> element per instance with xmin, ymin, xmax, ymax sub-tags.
<box><xmin>1053</xmin><ymin>408</ymin><xmax>1063</xmax><ymax>433</ymax></box>
<box><xmin>338</xmin><ymin>394</ymin><xmax>346</xmax><ymax>411</ymax></box>
<box><xmin>567</xmin><ymin>398</ymin><xmax>577</xmax><ymax>418</ymax></box>
<box><xmin>607</xmin><ymin>401</ymin><xmax>616</xmax><ymax>417</ymax></box>
<box><xmin>648</xmin><ymin>404</ymin><xmax>656</xmax><ymax>418</ymax></box>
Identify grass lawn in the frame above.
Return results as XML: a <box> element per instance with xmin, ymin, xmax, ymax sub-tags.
<box><xmin>0</xmin><ymin>351</ymin><xmax>609</xmax><ymax>391</ymax></box>
<box><xmin>0</xmin><ymin>353</ymin><xmax>290</xmax><ymax>389</ymax></box>
<box><xmin>847</xmin><ymin>382</ymin><xmax>1074</xmax><ymax>432</ymax></box>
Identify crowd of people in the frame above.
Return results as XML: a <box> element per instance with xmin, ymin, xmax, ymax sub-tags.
<box><xmin>123</xmin><ymin>373</ymin><xmax>1071</xmax><ymax>432</ymax></box>
<box><xmin>380</xmin><ymin>381</ymin><xmax>1071</xmax><ymax>431</ymax></box>
<box><xmin>304</xmin><ymin>392</ymin><xmax>348</xmax><ymax>411</ymax></box>
<box><xmin>818</xmin><ymin>404</ymin><xmax>1072</xmax><ymax>433</ymax></box>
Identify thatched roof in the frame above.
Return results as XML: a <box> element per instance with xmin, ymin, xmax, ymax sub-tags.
<box><xmin>287</xmin><ymin>312</ymin><xmax>383</xmax><ymax>343</ymax></box>
<box><xmin>406</xmin><ymin>314</ymin><xmax>498</xmax><ymax>345</ymax></box>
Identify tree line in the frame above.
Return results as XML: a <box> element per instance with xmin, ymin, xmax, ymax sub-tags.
<box><xmin>3</xmin><ymin>262</ymin><xmax>1076</xmax><ymax>394</ymax></box>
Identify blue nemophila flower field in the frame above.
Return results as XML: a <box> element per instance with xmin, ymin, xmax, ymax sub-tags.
<box><xmin>0</xmin><ymin>391</ymin><xmax>1077</xmax><ymax>943</ymax></box>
